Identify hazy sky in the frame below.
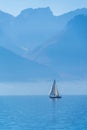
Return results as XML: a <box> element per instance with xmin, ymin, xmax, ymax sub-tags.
<box><xmin>0</xmin><ymin>80</ymin><xmax>87</xmax><ymax>95</ymax></box>
<box><xmin>0</xmin><ymin>0</ymin><xmax>87</xmax><ymax>16</ymax></box>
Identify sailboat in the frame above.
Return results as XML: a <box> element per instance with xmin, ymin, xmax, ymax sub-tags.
<box><xmin>49</xmin><ymin>80</ymin><xmax>61</xmax><ymax>98</ymax></box>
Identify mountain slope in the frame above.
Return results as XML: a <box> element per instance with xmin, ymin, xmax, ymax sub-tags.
<box><xmin>0</xmin><ymin>47</ymin><xmax>56</xmax><ymax>82</ymax></box>
<box><xmin>31</xmin><ymin>15</ymin><xmax>87</xmax><ymax>79</ymax></box>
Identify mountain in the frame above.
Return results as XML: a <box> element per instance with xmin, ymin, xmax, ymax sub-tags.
<box><xmin>0</xmin><ymin>11</ymin><xmax>15</xmax><ymax>51</ymax></box>
<box><xmin>13</xmin><ymin>7</ymin><xmax>87</xmax><ymax>51</ymax></box>
<box><xmin>0</xmin><ymin>47</ymin><xmax>56</xmax><ymax>82</ymax></box>
<box><xmin>0</xmin><ymin>7</ymin><xmax>87</xmax><ymax>56</ymax></box>
<box><xmin>0</xmin><ymin>8</ymin><xmax>87</xmax><ymax>80</ymax></box>
<box><xmin>0</xmin><ymin>10</ymin><xmax>14</xmax><ymax>25</ymax></box>
<box><xmin>12</xmin><ymin>7</ymin><xmax>59</xmax><ymax>50</ymax></box>
<box><xmin>57</xmin><ymin>8</ymin><xmax>87</xmax><ymax>26</ymax></box>
<box><xmin>30</xmin><ymin>15</ymin><xmax>87</xmax><ymax>80</ymax></box>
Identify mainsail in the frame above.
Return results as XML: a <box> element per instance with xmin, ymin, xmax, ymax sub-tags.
<box><xmin>49</xmin><ymin>80</ymin><xmax>61</xmax><ymax>98</ymax></box>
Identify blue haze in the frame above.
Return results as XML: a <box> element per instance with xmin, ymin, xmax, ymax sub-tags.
<box><xmin>0</xmin><ymin>8</ymin><xmax>87</xmax><ymax>94</ymax></box>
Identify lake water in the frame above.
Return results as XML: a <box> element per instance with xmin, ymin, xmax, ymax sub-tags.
<box><xmin>0</xmin><ymin>96</ymin><xmax>87</xmax><ymax>130</ymax></box>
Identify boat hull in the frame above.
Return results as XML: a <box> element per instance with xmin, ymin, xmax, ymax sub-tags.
<box><xmin>49</xmin><ymin>96</ymin><xmax>62</xmax><ymax>98</ymax></box>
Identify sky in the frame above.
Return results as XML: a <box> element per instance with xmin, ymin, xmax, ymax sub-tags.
<box><xmin>0</xmin><ymin>0</ymin><xmax>87</xmax><ymax>16</ymax></box>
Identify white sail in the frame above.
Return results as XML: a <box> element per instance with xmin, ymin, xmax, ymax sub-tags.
<box><xmin>49</xmin><ymin>80</ymin><xmax>60</xmax><ymax>98</ymax></box>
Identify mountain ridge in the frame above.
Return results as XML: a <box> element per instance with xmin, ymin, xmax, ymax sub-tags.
<box><xmin>0</xmin><ymin>8</ymin><xmax>87</xmax><ymax>81</ymax></box>
<box><xmin>0</xmin><ymin>7</ymin><xmax>86</xmax><ymax>55</ymax></box>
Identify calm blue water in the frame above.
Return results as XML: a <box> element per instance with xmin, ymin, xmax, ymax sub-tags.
<box><xmin>0</xmin><ymin>96</ymin><xmax>87</xmax><ymax>130</ymax></box>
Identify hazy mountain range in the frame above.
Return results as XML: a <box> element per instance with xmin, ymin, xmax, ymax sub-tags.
<box><xmin>0</xmin><ymin>47</ymin><xmax>56</xmax><ymax>82</ymax></box>
<box><xmin>0</xmin><ymin>7</ymin><xmax>87</xmax><ymax>81</ymax></box>
<box><xmin>31</xmin><ymin>15</ymin><xmax>87</xmax><ymax>80</ymax></box>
